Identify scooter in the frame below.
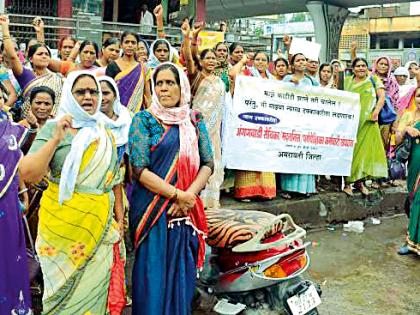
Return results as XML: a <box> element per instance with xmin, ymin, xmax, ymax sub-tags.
<box><xmin>198</xmin><ymin>209</ymin><xmax>322</xmax><ymax>315</ymax></box>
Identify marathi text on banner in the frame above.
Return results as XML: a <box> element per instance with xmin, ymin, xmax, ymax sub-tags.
<box><xmin>223</xmin><ymin>76</ymin><xmax>361</xmax><ymax>176</ymax></box>
<box><xmin>196</xmin><ymin>31</ymin><xmax>225</xmax><ymax>51</ymax></box>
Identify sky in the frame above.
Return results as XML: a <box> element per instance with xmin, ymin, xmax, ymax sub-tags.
<box><xmin>349</xmin><ymin>1</ymin><xmax>420</xmax><ymax>14</ymax></box>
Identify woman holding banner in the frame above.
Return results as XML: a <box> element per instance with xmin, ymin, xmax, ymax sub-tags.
<box><xmin>343</xmin><ymin>58</ymin><xmax>388</xmax><ymax>196</ymax></box>
<box><xmin>232</xmin><ymin>51</ymin><xmax>277</xmax><ymax>200</ymax></box>
<box><xmin>280</xmin><ymin>53</ymin><xmax>317</xmax><ymax>197</ymax></box>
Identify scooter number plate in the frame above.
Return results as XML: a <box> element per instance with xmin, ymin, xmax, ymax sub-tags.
<box><xmin>287</xmin><ymin>284</ymin><xmax>321</xmax><ymax>315</ymax></box>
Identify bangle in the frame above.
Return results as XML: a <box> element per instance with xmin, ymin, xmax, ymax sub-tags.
<box><xmin>169</xmin><ymin>187</ymin><xmax>178</xmax><ymax>201</ymax></box>
<box><xmin>18</xmin><ymin>188</ymin><xmax>29</xmax><ymax>195</ymax></box>
<box><xmin>2</xmin><ymin>35</ymin><xmax>10</xmax><ymax>40</ymax></box>
<box><xmin>28</xmin><ymin>127</ymin><xmax>38</xmax><ymax>134</ymax></box>
<box><xmin>191</xmin><ymin>43</ymin><xmax>197</xmax><ymax>46</ymax></box>
<box><xmin>157</xmin><ymin>28</ymin><xmax>164</xmax><ymax>32</ymax></box>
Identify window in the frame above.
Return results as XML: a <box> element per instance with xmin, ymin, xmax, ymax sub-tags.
<box><xmin>404</xmin><ymin>37</ymin><xmax>420</xmax><ymax>49</ymax></box>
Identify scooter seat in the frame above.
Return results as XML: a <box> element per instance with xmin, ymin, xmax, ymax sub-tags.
<box><xmin>205</xmin><ymin>208</ymin><xmax>283</xmax><ymax>248</ymax></box>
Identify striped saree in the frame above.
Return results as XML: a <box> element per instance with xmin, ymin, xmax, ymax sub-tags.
<box><xmin>115</xmin><ymin>63</ymin><xmax>146</xmax><ymax>114</ymax></box>
<box><xmin>34</xmin><ymin>127</ymin><xmax>123</xmax><ymax>314</ymax></box>
<box><xmin>129</xmin><ymin>110</ymin><xmax>212</xmax><ymax>315</ymax></box>
<box><xmin>21</xmin><ymin>72</ymin><xmax>63</xmax><ymax>119</ymax></box>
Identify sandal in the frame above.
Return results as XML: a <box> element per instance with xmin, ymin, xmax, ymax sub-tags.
<box><xmin>343</xmin><ymin>186</ymin><xmax>353</xmax><ymax>196</ymax></box>
<box><xmin>355</xmin><ymin>182</ymin><xmax>369</xmax><ymax>196</ymax></box>
<box><xmin>359</xmin><ymin>185</ymin><xmax>370</xmax><ymax>196</ymax></box>
<box><xmin>397</xmin><ymin>245</ymin><xmax>411</xmax><ymax>255</ymax></box>
<box><xmin>371</xmin><ymin>182</ymin><xmax>380</xmax><ymax>189</ymax></box>
<box><xmin>280</xmin><ymin>193</ymin><xmax>292</xmax><ymax>200</ymax></box>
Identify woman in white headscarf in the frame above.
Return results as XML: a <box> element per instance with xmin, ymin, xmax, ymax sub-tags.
<box><xmin>20</xmin><ymin>71</ymin><xmax>126</xmax><ymax>314</ymax></box>
<box><xmin>99</xmin><ymin>75</ymin><xmax>132</xmax><ymax>238</ymax></box>
<box><xmin>405</xmin><ymin>61</ymin><xmax>419</xmax><ymax>86</ymax></box>
<box><xmin>146</xmin><ymin>39</ymin><xmax>182</xmax><ymax>79</ymax></box>
<box><xmin>98</xmin><ymin>76</ymin><xmax>132</xmax><ymax>157</ymax></box>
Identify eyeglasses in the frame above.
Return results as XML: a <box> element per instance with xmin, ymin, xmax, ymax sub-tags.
<box><xmin>72</xmin><ymin>89</ymin><xmax>99</xmax><ymax>97</ymax></box>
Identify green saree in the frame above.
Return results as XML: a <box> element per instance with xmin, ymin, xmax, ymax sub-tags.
<box><xmin>405</xmin><ymin>120</ymin><xmax>420</xmax><ymax>254</ymax></box>
<box><xmin>344</xmin><ymin>75</ymin><xmax>388</xmax><ymax>183</ymax></box>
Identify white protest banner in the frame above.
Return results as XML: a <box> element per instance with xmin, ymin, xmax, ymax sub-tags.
<box><xmin>289</xmin><ymin>38</ymin><xmax>321</xmax><ymax>61</ymax></box>
<box><xmin>223</xmin><ymin>76</ymin><xmax>361</xmax><ymax>176</ymax></box>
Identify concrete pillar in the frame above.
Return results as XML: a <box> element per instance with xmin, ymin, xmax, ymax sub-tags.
<box><xmin>306</xmin><ymin>1</ymin><xmax>349</xmax><ymax>62</ymax></box>
<box><xmin>112</xmin><ymin>0</ymin><xmax>119</xmax><ymax>22</ymax></box>
<box><xmin>398</xmin><ymin>38</ymin><xmax>404</xmax><ymax>50</ymax></box>
<box><xmin>196</xmin><ymin>0</ymin><xmax>206</xmax><ymax>22</ymax></box>
<box><xmin>0</xmin><ymin>0</ymin><xmax>4</xmax><ymax>14</ymax></box>
<box><xmin>57</xmin><ymin>0</ymin><xmax>73</xmax><ymax>39</ymax></box>
<box><xmin>375</xmin><ymin>40</ymin><xmax>380</xmax><ymax>50</ymax></box>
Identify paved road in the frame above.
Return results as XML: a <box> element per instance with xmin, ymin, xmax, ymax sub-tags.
<box><xmin>307</xmin><ymin>215</ymin><xmax>420</xmax><ymax>315</ymax></box>
<box><xmin>125</xmin><ymin>215</ymin><xmax>420</xmax><ymax>315</ymax></box>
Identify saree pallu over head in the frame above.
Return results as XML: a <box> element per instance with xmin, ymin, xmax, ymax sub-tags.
<box><xmin>0</xmin><ymin>119</ymin><xmax>32</xmax><ymax>315</ymax></box>
<box><xmin>22</xmin><ymin>72</ymin><xmax>63</xmax><ymax>119</ymax></box>
<box><xmin>114</xmin><ymin>63</ymin><xmax>146</xmax><ymax>113</ymax></box>
<box><xmin>98</xmin><ymin>76</ymin><xmax>132</xmax><ymax>147</ymax></box>
<box><xmin>53</xmin><ymin>70</ymin><xmax>107</xmax><ymax>205</ymax></box>
<box><xmin>397</xmin><ymin>86</ymin><xmax>418</xmax><ymax>117</ymax></box>
<box><xmin>147</xmin><ymin>39</ymin><xmax>180</xmax><ymax>70</ymax></box>
<box><xmin>371</xmin><ymin>56</ymin><xmax>400</xmax><ymax>109</ymax></box>
<box><xmin>133</xmin><ymin>62</ymin><xmax>208</xmax><ymax>268</ymax></box>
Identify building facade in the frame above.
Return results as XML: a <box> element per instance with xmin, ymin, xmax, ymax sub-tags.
<box><xmin>263</xmin><ymin>5</ymin><xmax>420</xmax><ymax>67</ymax></box>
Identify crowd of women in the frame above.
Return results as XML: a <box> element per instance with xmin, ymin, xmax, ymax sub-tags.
<box><xmin>0</xmin><ymin>4</ymin><xmax>419</xmax><ymax>314</ymax></box>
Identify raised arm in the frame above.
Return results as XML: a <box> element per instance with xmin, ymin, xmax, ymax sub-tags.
<box><xmin>32</xmin><ymin>17</ymin><xmax>45</xmax><ymax>44</ymax></box>
<box><xmin>67</xmin><ymin>40</ymin><xmax>81</xmax><ymax>62</ymax></box>
<box><xmin>350</xmin><ymin>41</ymin><xmax>357</xmax><ymax>62</ymax></box>
<box><xmin>3</xmin><ymin>79</ymin><xmax>17</xmax><ymax>108</ymax></box>
<box><xmin>229</xmin><ymin>53</ymin><xmax>248</xmax><ymax>79</ymax></box>
<box><xmin>0</xmin><ymin>15</ymin><xmax>23</xmax><ymax>77</ymax></box>
<box><xmin>20</xmin><ymin>115</ymin><xmax>72</xmax><ymax>183</ymax></box>
<box><xmin>47</xmin><ymin>57</ymin><xmax>63</xmax><ymax>73</ymax></box>
<box><xmin>154</xmin><ymin>5</ymin><xmax>165</xmax><ymax>39</ymax></box>
<box><xmin>191</xmin><ymin>22</ymin><xmax>204</xmax><ymax>63</ymax></box>
<box><xmin>181</xmin><ymin>20</ymin><xmax>196</xmax><ymax>78</ymax></box>
<box><xmin>283</xmin><ymin>35</ymin><xmax>292</xmax><ymax>66</ymax></box>
<box><xmin>47</xmin><ymin>40</ymin><xmax>80</xmax><ymax>73</ymax></box>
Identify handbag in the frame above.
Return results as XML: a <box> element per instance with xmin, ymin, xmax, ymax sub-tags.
<box><xmin>369</xmin><ymin>76</ymin><xmax>397</xmax><ymax>125</ymax></box>
<box><xmin>387</xmin><ymin>157</ymin><xmax>406</xmax><ymax>180</ymax></box>
<box><xmin>387</xmin><ymin>134</ymin><xmax>413</xmax><ymax>180</ymax></box>
<box><xmin>395</xmin><ymin>134</ymin><xmax>412</xmax><ymax>163</ymax></box>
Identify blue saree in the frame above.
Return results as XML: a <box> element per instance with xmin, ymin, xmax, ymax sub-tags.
<box><xmin>128</xmin><ymin>110</ymin><xmax>213</xmax><ymax>315</ymax></box>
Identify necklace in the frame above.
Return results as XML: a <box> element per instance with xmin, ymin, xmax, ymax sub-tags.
<box><xmin>34</xmin><ymin>69</ymin><xmax>47</xmax><ymax>76</ymax></box>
